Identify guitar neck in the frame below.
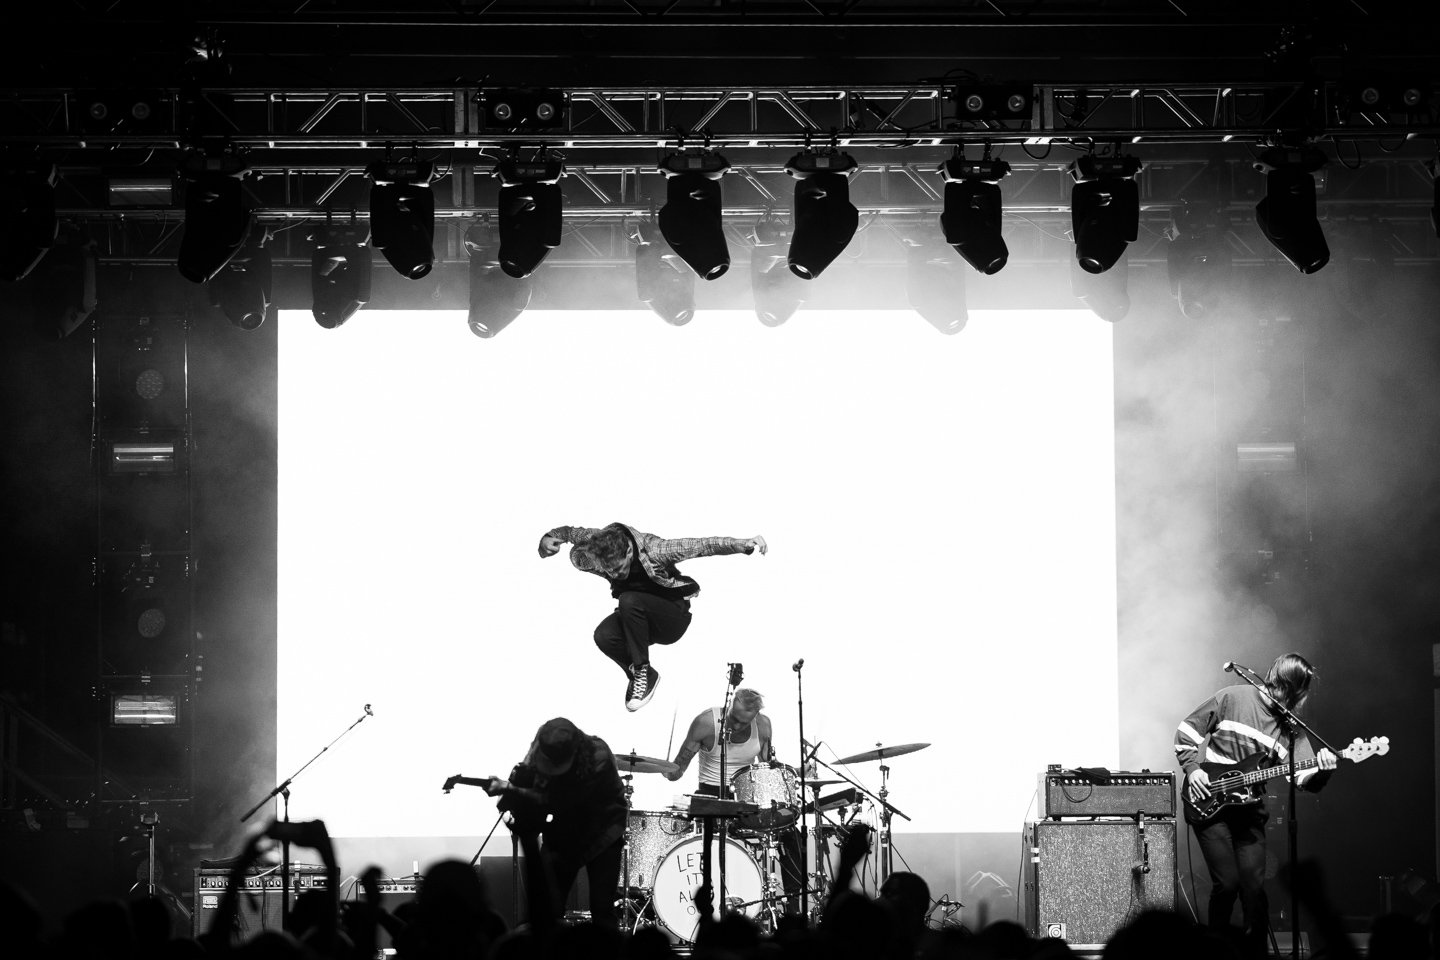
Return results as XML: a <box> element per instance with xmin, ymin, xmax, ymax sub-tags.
<box><xmin>1237</xmin><ymin>755</ymin><xmax>1321</xmax><ymax>788</ymax></box>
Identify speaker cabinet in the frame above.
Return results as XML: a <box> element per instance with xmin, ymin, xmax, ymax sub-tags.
<box><xmin>193</xmin><ymin>866</ymin><xmax>330</xmax><ymax>939</ymax></box>
<box><xmin>1024</xmin><ymin>819</ymin><xmax>1177</xmax><ymax>946</ymax></box>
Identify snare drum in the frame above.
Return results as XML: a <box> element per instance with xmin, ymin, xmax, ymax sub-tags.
<box><xmin>623</xmin><ymin>810</ymin><xmax>695</xmax><ymax>890</ymax></box>
<box><xmin>651</xmin><ymin>834</ymin><xmax>765</xmax><ymax>944</ymax></box>
<box><xmin>730</xmin><ymin>763</ymin><xmax>799</xmax><ymax>832</ymax></box>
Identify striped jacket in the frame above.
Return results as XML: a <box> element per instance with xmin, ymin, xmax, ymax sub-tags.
<box><xmin>1174</xmin><ymin>684</ymin><xmax>1325</xmax><ymax>789</ymax></box>
<box><xmin>546</xmin><ymin>523</ymin><xmax>753</xmax><ymax>598</ymax></box>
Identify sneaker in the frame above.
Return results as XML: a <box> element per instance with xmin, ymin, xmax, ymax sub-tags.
<box><xmin>626</xmin><ymin>664</ymin><xmax>660</xmax><ymax>712</ymax></box>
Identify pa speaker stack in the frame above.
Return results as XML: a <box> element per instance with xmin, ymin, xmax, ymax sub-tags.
<box><xmin>1023</xmin><ymin>767</ymin><xmax>1178</xmax><ymax>951</ymax></box>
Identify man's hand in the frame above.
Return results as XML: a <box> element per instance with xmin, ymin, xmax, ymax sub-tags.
<box><xmin>1186</xmin><ymin>768</ymin><xmax>1212</xmax><ymax>803</ymax></box>
<box><xmin>538</xmin><ymin>534</ymin><xmax>563</xmax><ymax>558</ymax></box>
<box><xmin>746</xmin><ymin>536</ymin><xmax>768</xmax><ymax>556</ymax></box>
<box><xmin>1316</xmin><ymin>748</ymin><xmax>1338</xmax><ymax>770</ymax></box>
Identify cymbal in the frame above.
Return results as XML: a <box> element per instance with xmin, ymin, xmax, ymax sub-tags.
<box><xmin>834</xmin><ymin>743</ymin><xmax>931</xmax><ymax>765</ymax></box>
<box><xmin>615</xmin><ymin>753</ymin><xmax>679</xmax><ymax>775</ymax></box>
<box><xmin>800</xmin><ymin>779</ymin><xmax>846</xmax><ymax>789</ymax></box>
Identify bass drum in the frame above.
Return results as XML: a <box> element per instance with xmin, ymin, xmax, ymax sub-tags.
<box><xmin>651</xmin><ymin>834</ymin><xmax>765</xmax><ymax>944</ymax></box>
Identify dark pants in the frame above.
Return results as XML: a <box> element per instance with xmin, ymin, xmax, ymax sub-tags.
<box><xmin>593</xmin><ymin>591</ymin><xmax>691</xmax><ymax>675</ymax></box>
<box><xmin>542</xmin><ymin>835</ymin><xmax>624</xmax><ymax>928</ymax></box>
<box><xmin>1194</xmin><ymin>806</ymin><xmax>1270</xmax><ymax>951</ymax></box>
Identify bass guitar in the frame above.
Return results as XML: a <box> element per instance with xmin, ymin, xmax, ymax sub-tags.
<box><xmin>441</xmin><ymin>774</ymin><xmax>546</xmax><ymax>805</ymax></box>
<box><xmin>1182</xmin><ymin>735</ymin><xmax>1388</xmax><ymax>824</ymax></box>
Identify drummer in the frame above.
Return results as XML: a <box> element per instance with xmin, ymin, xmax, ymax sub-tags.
<box><xmin>665</xmin><ymin>688</ymin><xmax>806</xmax><ymax>914</ymax></box>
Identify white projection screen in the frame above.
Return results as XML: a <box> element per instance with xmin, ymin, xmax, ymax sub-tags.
<box><xmin>277</xmin><ymin>308</ymin><xmax>1117</xmax><ymax>843</ymax></box>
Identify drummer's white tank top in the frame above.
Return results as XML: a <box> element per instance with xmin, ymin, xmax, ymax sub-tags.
<box><xmin>697</xmin><ymin>706</ymin><xmax>762</xmax><ymax>787</ymax></box>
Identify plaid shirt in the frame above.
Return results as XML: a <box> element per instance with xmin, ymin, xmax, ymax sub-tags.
<box><xmin>547</xmin><ymin>523</ymin><xmax>753</xmax><ymax>598</ymax></box>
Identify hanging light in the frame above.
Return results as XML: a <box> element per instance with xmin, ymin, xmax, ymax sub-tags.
<box><xmin>635</xmin><ymin>225</ymin><xmax>696</xmax><ymax>326</ymax></box>
<box><xmin>785</xmin><ymin>149</ymin><xmax>859</xmax><ymax>280</ymax></box>
<box><xmin>208</xmin><ymin>243</ymin><xmax>272</xmax><ymax>330</ymax></box>
<box><xmin>176</xmin><ymin>152</ymin><xmax>251</xmax><ymax>284</ymax></box>
<box><xmin>1072</xmin><ymin>252</ymin><xmax>1130</xmax><ymax>322</ymax></box>
<box><xmin>1166</xmin><ymin>202</ymin><xmax>1232</xmax><ymax>319</ymax></box>
<box><xmin>906</xmin><ymin>241</ymin><xmax>967</xmax><ymax>335</ymax></box>
<box><xmin>465</xmin><ymin>224</ymin><xmax>532</xmax><ymax>339</ymax></box>
<box><xmin>750</xmin><ymin>222</ymin><xmax>806</xmax><ymax>326</ymax></box>
<box><xmin>367</xmin><ymin>158</ymin><xmax>435</xmax><ymax>279</ymax></box>
<box><xmin>939</xmin><ymin>153</ymin><xmax>1010</xmax><ymax>275</ymax></box>
<box><xmin>658</xmin><ymin>149</ymin><xmax>731</xmax><ymax>280</ymax></box>
<box><xmin>0</xmin><ymin>163</ymin><xmax>58</xmax><ymax>282</ymax></box>
<box><xmin>1254</xmin><ymin>145</ymin><xmax>1329</xmax><ymax>274</ymax></box>
<box><xmin>494</xmin><ymin>156</ymin><xmax>565</xmax><ymax>279</ymax></box>
<box><xmin>310</xmin><ymin>225</ymin><xmax>372</xmax><ymax>329</ymax></box>
<box><xmin>1068</xmin><ymin>154</ymin><xmax>1142</xmax><ymax>275</ymax></box>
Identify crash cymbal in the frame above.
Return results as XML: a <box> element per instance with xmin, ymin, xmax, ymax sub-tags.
<box><xmin>615</xmin><ymin>753</ymin><xmax>679</xmax><ymax>775</ymax></box>
<box><xmin>834</xmin><ymin>743</ymin><xmax>930</xmax><ymax>765</ymax></box>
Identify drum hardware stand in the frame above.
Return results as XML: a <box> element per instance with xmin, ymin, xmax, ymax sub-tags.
<box><xmin>792</xmin><ymin>657</ymin><xmax>810</xmax><ymax>918</ymax></box>
<box><xmin>617</xmin><ymin>770</ymin><xmax>646</xmax><ymax>930</ymax></box>
<box><xmin>807</xmin><ymin>752</ymin><xmax>912</xmax><ymax>887</ymax></box>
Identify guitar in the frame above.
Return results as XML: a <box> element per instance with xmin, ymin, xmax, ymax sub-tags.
<box><xmin>1182</xmin><ymin>735</ymin><xmax>1389</xmax><ymax>824</ymax></box>
<box><xmin>441</xmin><ymin>774</ymin><xmax>546</xmax><ymax>805</ymax></box>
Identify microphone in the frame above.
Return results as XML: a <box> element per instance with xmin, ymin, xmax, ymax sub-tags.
<box><xmin>792</xmin><ymin>658</ymin><xmax>804</xmax><ymax>672</ymax></box>
<box><xmin>364</xmin><ymin>703</ymin><xmax>374</xmax><ymax>716</ymax></box>
<box><xmin>1222</xmin><ymin>662</ymin><xmax>1236</xmax><ymax>673</ymax></box>
<box><xmin>803</xmin><ymin>739</ymin><xmax>822</xmax><ymax>764</ymax></box>
<box><xmin>728</xmin><ymin>663</ymin><xmax>744</xmax><ymax>686</ymax></box>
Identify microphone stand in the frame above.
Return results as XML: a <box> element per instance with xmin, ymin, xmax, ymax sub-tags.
<box><xmin>706</xmin><ymin>663</ymin><xmax>742</xmax><ymax>921</ymax></box>
<box><xmin>793</xmin><ymin>660</ymin><xmax>809</xmax><ymax>920</ymax></box>
<box><xmin>240</xmin><ymin>705</ymin><xmax>373</xmax><ymax>929</ymax></box>
<box><xmin>1228</xmin><ymin>664</ymin><xmax>1337</xmax><ymax>960</ymax></box>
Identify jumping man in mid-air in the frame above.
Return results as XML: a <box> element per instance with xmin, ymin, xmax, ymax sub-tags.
<box><xmin>538</xmin><ymin>523</ymin><xmax>767</xmax><ymax>711</ymax></box>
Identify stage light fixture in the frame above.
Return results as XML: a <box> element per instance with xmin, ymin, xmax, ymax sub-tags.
<box><xmin>635</xmin><ymin>231</ymin><xmax>696</xmax><ymax>327</ymax></box>
<box><xmin>176</xmin><ymin>153</ymin><xmax>251</xmax><ymax>284</ymax></box>
<box><xmin>310</xmin><ymin>225</ymin><xmax>372</xmax><ymax>329</ymax></box>
<box><xmin>750</xmin><ymin>222</ymin><xmax>806</xmax><ymax>327</ymax></box>
<box><xmin>465</xmin><ymin>225</ymin><xmax>532</xmax><ymax>339</ymax></box>
<box><xmin>951</xmin><ymin>83</ymin><xmax>1034</xmax><ymax>125</ymax></box>
<box><xmin>33</xmin><ymin>229</ymin><xmax>98</xmax><ymax>339</ymax></box>
<box><xmin>0</xmin><ymin>163</ymin><xmax>59</xmax><ymax>282</ymax></box>
<box><xmin>367</xmin><ymin>159</ymin><xmax>435</xmax><ymax>279</ymax></box>
<box><xmin>905</xmin><ymin>242</ymin><xmax>968</xmax><ymax>335</ymax></box>
<box><xmin>658</xmin><ymin>150</ymin><xmax>732</xmax><ymax>280</ymax></box>
<box><xmin>1254</xmin><ymin>146</ymin><xmax>1329</xmax><ymax>274</ymax></box>
<box><xmin>78</xmin><ymin>89</ymin><xmax>167</xmax><ymax>134</ymax></box>
<box><xmin>481</xmin><ymin>88</ymin><xmax>567</xmax><ymax>129</ymax></box>
<box><xmin>208</xmin><ymin>244</ymin><xmax>272</xmax><ymax>330</ymax></box>
<box><xmin>1166</xmin><ymin>202</ymin><xmax>1232</xmax><ymax>319</ymax></box>
<box><xmin>1072</xmin><ymin>252</ymin><xmax>1130</xmax><ymax>322</ymax></box>
<box><xmin>939</xmin><ymin>155</ymin><xmax>1010</xmax><ymax>275</ymax></box>
<box><xmin>785</xmin><ymin>149</ymin><xmax>859</xmax><ymax>280</ymax></box>
<box><xmin>1068</xmin><ymin>154</ymin><xmax>1142</xmax><ymax>275</ymax></box>
<box><xmin>494</xmin><ymin>157</ymin><xmax>565</xmax><ymax>279</ymax></box>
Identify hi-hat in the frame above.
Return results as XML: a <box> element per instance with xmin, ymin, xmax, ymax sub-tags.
<box><xmin>834</xmin><ymin>743</ymin><xmax>930</xmax><ymax>765</ymax></box>
<box><xmin>615</xmin><ymin>752</ymin><xmax>679</xmax><ymax>775</ymax></box>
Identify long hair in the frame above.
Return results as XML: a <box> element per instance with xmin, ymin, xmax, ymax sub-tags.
<box><xmin>1264</xmin><ymin>652</ymin><xmax>1315</xmax><ymax>712</ymax></box>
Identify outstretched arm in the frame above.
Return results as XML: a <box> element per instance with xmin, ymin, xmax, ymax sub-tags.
<box><xmin>666</xmin><ymin>712</ymin><xmax>714</xmax><ymax>781</ymax></box>
<box><xmin>648</xmin><ymin>534</ymin><xmax>768</xmax><ymax>564</ymax></box>
<box><xmin>537</xmin><ymin>525</ymin><xmax>604</xmax><ymax>557</ymax></box>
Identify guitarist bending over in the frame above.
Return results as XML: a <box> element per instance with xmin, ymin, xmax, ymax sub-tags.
<box><xmin>1174</xmin><ymin>652</ymin><xmax>1337</xmax><ymax>957</ymax></box>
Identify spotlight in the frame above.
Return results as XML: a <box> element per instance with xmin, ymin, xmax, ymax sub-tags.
<box><xmin>1071</xmin><ymin>252</ymin><xmax>1129</xmax><ymax>322</ymax></box>
<box><xmin>310</xmin><ymin>225</ymin><xmax>372</xmax><ymax>329</ymax></box>
<box><xmin>1068</xmin><ymin>154</ymin><xmax>1142</xmax><ymax>275</ymax></box>
<box><xmin>494</xmin><ymin>157</ymin><xmax>565</xmax><ymax>279</ymax></box>
<box><xmin>481</xmin><ymin>88</ymin><xmax>567</xmax><ymax>129</ymax></box>
<box><xmin>77</xmin><ymin>89</ymin><xmax>167</xmax><ymax>134</ymax></box>
<box><xmin>950</xmin><ymin>83</ymin><xmax>1035</xmax><ymax>125</ymax></box>
<box><xmin>465</xmin><ymin>225</ymin><xmax>532</xmax><ymax>338</ymax></box>
<box><xmin>750</xmin><ymin>222</ymin><xmax>806</xmax><ymax>327</ymax></box>
<box><xmin>208</xmin><ymin>244</ymin><xmax>272</xmax><ymax>330</ymax></box>
<box><xmin>34</xmin><ymin>228</ymin><xmax>98</xmax><ymax>339</ymax></box>
<box><xmin>1254</xmin><ymin>146</ymin><xmax>1329</xmax><ymax>274</ymax></box>
<box><xmin>367</xmin><ymin>159</ymin><xmax>435</xmax><ymax>279</ymax></box>
<box><xmin>635</xmin><ymin>230</ymin><xmax>696</xmax><ymax>326</ymax></box>
<box><xmin>176</xmin><ymin>153</ymin><xmax>251</xmax><ymax>284</ymax></box>
<box><xmin>658</xmin><ymin>150</ymin><xmax>731</xmax><ymax>280</ymax></box>
<box><xmin>785</xmin><ymin>149</ymin><xmax>859</xmax><ymax>280</ymax></box>
<box><xmin>0</xmin><ymin>163</ymin><xmax>58</xmax><ymax>282</ymax></box>
<box><xmin>939</xmin><ymin>155</ymin><xmax>1010</xmax><ymax>274</ymax></box>
<box><xmin>905</xmin><ymin>242</ymin><xmax>967</xmax><ymax>335</ymax></box>
<box><xmin>1166</xmin><ymin>202</ymin><xmax>1232</xmax><ymax>319</ymax></box>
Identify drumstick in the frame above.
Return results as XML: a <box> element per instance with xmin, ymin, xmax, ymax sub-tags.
<box><xmin>666</xmin><ymin>704</ymin><xmax>678</xmax><ymax>760</ymax></box>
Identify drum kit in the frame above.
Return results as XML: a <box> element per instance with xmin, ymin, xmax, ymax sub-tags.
<box><xmin>612</xmin><ymin>740</ymin><xmax>929</xmax><ymax>944</ymax></box>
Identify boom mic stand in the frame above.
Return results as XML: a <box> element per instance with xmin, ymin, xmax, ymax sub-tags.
<box><xmin>1227</xmin><ymin>664</ymin><xmax>1337</xmax><ymax>960</ymax></box>
<box><xmin>708</xmin><ymin>662</ymin><xmax>742</xmax><ymax>919</ymax></box>
<box><xmin>240</xmin><ymin>704</ymin><xmax>374</xmax><ymax>929</ymax></box>
<box><xmin>806</xmin><ymin>751</ymin><xmax>912</xmax><ymax>886</ymax></box>
<box><xmin>793</xmin><ymin>658</ymin><xmax>808</xmax><ymax>919</ymax></box>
